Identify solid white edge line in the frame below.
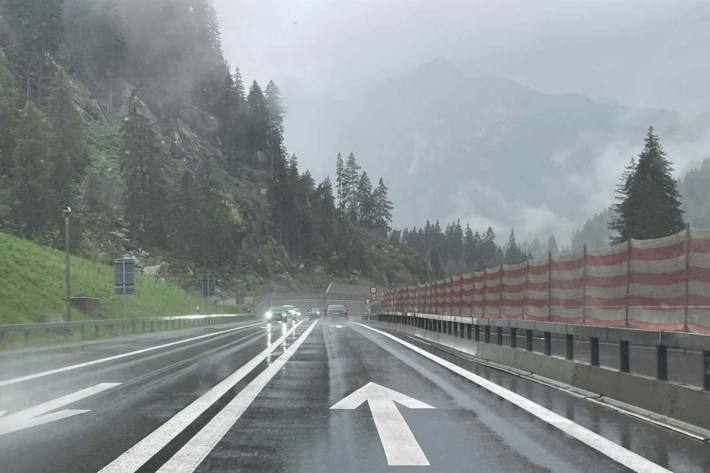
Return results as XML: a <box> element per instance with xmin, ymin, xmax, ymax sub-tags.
<box><xmin>98</xmin><ymin>320</ymin><xmax>304</xmax><ymax>473</ymax></box>
<box><xmin>0</xmin><ymin>322</ymin><xmax>262</xmax><ymax>387</ymax></box>
<box><xmin>355</xmin><ymin>323</ymin><xmax>672</xmax><ymax>473</ymax></box>
<box><xmin>156</xmin><ymin>320</ymin><xmax>319</xmax><ymax>473</ymax></box>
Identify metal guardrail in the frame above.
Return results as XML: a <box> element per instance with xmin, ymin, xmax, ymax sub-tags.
<box><xmin>0</xmin><ymin>313</ymin><xmax>254</xmax><ymax>348</ymax></box>
<box><xmin>379</xmin><ymin>312</ymin><xmax>710</xmax><ymax>389</ymax></box>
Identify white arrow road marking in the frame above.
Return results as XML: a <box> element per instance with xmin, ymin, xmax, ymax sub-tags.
<box><xmin>99</xmin><ymin>321</ymin><xmax>306</xmax><ymax>473</ymax></box>
<box><xmin>355</xmin><ymin>323</ymin><xmax>672</xmax><ymax>473</ymax></box>
<box><xmin>0</xmin><ymin>383</ymin><xmax>120</xmax><ymax>436</ymax></box>
<box><xmin>331</xmin><ymin>382</ymin><xmax>434</xmax><ymax>466</ymax></box>
<box><xmin>0</xmin><ymin>323</ymin><xmax>261</xmax><ymax>387</ymax></box>
<box><xmin>155</xmin><ymin>321</ymin><xmax>318</xmax><ymax>473</ymax></box>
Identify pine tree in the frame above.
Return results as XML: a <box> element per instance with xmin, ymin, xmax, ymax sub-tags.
<box><xmin>2</xmin><ymin>0</ymin><xmax>64</xmax><ymax>101</ymax></box>
<box><xmin>372</xmin><ymin>177</ymin><xmax>393</xmax><ymax>235</ymax></box>
<box><xmin>0</xmin><ymin>49</ymin><xmax>17</xmax><ymax>177</ymax></box>
<box><xmin>46</xmin><ymin>69</ymin><xmax>83</xmax><ymax>220</ymax></box>
<box><xmin>11</xmin><ymin>102</ymin><xmax>51</xmax><ymax>236</ymax></box>
<box><xmin>356</xmin><ymin>171</ymin><xmax>374</xmax><ymax>226</ymax></box>
<box><xmin>335</xmin><ymin>153</ymin><xmax>346</xmax><ymax>212</ymax></box>
<box><xmin>504</xmin><ymin>229</ymin><xmax>524</xmax><ymax>264</ymax></box>
<box><xmin>265</xmin><ymin>81</ymin><xmax>285</xmax><ymax>173</ymax></box>
<box><xmin>120</xmin><ymin>90</ymin><xmax>169</xmax><ymax>245</ymax></box>
<box><xmin>610</xmin><ymin>127</ymin><xmax>685</xmax><ymax>242</ymax></box>
<box><xmin>246</xmin><ymin>81</ymin><xmax>267</xmax><ymax>165</ymax></box>
<box><xmin>313</xmin><ymin>177</ymin><xmax>337</xmax><ymax>262</ymax></box>
<box><xmin>344</xmin><ymin>152</ymin><xmax>360</xmax><ymax>221</ymax></box>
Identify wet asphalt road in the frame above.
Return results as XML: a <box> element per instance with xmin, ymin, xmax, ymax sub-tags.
<box><xmin>0</xmin><ymin>317</ymin><xmax>709</xmax><ymax>472</ymax></box>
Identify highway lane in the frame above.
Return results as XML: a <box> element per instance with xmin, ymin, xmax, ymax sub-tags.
<box><xmin>187</xmin><ymin>320</ymin><xmax>710</xmax><ymax>473</ymax></box>
<box><xmin>1</xmin><ymin>318</ymin><xmax>709</xmax><ymax>472</ymax></box>
<box><xmin>0</xmin><ymin>319</ymin><xmax>262</xmax><ymax>382</ymax></box>
<box><xmin>0</xmin><ymin>319</ymin><xmax>300</xmax><ymax>473</ymax></box>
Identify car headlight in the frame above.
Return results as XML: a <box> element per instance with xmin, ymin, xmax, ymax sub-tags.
<box><xmin>265</xmin><ymin>311</ymin><xmax>273</xmax><ymax>319</ymax></box>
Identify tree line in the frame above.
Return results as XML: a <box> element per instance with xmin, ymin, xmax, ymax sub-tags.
<box><xmin>0</xmin><ymin>0</ymin><xmax>404</xmax><ymax>283</ymax></box>
<box><xmin>393</xmin><ymin>221</ymin><xmax>529</xmax><ymax>279</ymax></box>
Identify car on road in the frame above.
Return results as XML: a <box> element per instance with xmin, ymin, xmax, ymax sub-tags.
<box><xmin>282</xmin><ymin>304</ymin><xmax>301</xmax><ymax>318</ymax></box>
<box><xmin>325</xmin><ymin>304</ymin><xmax>349</xmax><ymax>319</ymax></box>
<box><xmin>307</xmin><ymin>307</ymin><xmax>322</xmax><ymax>318</ymax></box>
<box><xmin>264</xmin><ymin>306</ymin><xmax>291</xmax><ymax>322</ymax></box>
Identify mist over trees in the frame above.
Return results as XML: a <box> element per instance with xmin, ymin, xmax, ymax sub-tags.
<box><xmin>0</xmin><ymin>0</ymin><xmax>418</xmax><ymax>287</ymax></box>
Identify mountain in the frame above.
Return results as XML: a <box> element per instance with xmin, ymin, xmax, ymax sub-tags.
<box><xmin>284</xmin><ymin>59</ymin><xmax>680</xmax><ymax>243</ymax></box>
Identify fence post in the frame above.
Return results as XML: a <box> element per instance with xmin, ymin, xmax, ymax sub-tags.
<box><xmin>482</xmin><ymin>269</ymin><xmax>486</xmax><ymax>318</ymax></box>
<box><xmin>685</xmin><ymin>225</ymin><xmax>690</xmax><ymax>332</ymax></box>
<box><xmin>547</xmin><ymin>251</ymin><xmax>552</xmax><ymax>320</ymax></box>
<box><xmin>582</xmin><ymin>244</ymin><xmax>587</xmax><ymax>324</ymax></box>
<box><xmin>625</xmin><ymin>239</ymin><xmax>631</xmax><ymax>328</ymax></box>
<box><xmin>523</xmin><ymin>260</ymin><xmax>529</xmax><ymax>320</ymax></box>
<box><xmin>499</xmin><ymin>264</ymin><xmax>503</xmax><ymax>318</ymax></box>
<box><xmin>459</xmin><ymin>274</ymin><xmax>468</xmax><ymax>317</ymax></box>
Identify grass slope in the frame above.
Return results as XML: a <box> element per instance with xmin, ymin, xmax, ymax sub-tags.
<box><xmin>0</xmin><ymin>232</ymin><xmax>226</xmax><ymax>324</ymax></box>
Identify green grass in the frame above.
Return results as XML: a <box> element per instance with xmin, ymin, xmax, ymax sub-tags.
<box><xmin>0</xmin><ymin>232</ymin><xmax>230</xmax><ymax>324</ymax></box>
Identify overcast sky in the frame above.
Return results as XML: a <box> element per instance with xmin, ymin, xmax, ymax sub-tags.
<box><xmin>216</xmin><ymin>0</ymin><xmax>710</xmax><ymax>113</ymax></box>
<box><xmin>214</xmin><ymin>0</ymin><xmax>710</xmax><ymax>245</ymax></box>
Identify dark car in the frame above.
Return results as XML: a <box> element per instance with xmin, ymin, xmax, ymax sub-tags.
<box><xmin>325</xmin><ymin>304</ymin><xmax>349</xmax><ymax>319</ymax></box>
<box><xmin>307</xmin><ymin>307</ymin><xmax>322</xmax><ymax>318</ymax></box>
<box><xmin>264</xmin><ymin>305</ymin><xmax>290</xmax><ymax>322</ymax></box>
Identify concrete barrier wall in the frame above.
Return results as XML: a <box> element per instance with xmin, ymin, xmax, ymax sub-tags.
<box><xmin>372</xmin><ymin>320</ymin><xmax>710</xmax><ymax>433</ymax></box>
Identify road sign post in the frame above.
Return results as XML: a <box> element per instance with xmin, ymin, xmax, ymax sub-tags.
<box><xmin>114</xmin><ymin>259</ymin><xmax>136</xmax><ymax>316</ymax></box>
<box><xmin>235</xmin><ymin>279</ymin><xmax>245</xmax><ymax>305</ymax></box>
<box><xmin>201</xmin><ymin>272</ymin><xmax>216</xmax><ymax>298</ymax></box>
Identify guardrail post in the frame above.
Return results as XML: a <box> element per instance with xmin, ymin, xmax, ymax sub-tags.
<box><xmin>591</xmin><ymin>337</ymin><xmax>600</xmax><ymax>366</ymax></box>
<box><xmin>484</xmin><ymin>325</ymin><xmax>490</xmax><ymax>343</ymax></box>
<box><xmin>496</xmin><ymin>327</ymin><xmax>503</xmax><ymax>345</ymax></box>
<box><xmin>474</xmin><ymin>324</ymin><xmax>480</xmax><ymax>342</ymax></box>
<box><xmin>454</xmin><ymin>322</ymin><xmax>458</xmax><ymax>337</ymax></box>
<box><xmin>460</xmin><ymin>322</ymin><xmax>465</xmax><ymax>338</ymax></box>
<box><xmin>24</xmin><ymin>330</ymin><xmax>29</xmax><ymax>347</ymax></box>
<box><xmin>704</xmin><ymin>351</ymin><xmax>710</xmax><ymax>390</ymax></box>
<box><xmin>467</xmin><ymin>324</ymin><xmax>472</xmax><ymax>340</ymax></box>
<box><xmin>544</xmin><ymin>332</ymin><xmax>552</xmax><ymax>355</ymax></box>
<box><xmin>565</xmin><ymin>334</ymin><xmax>573</xmax><ymax>360</ymax></box>
<box><xmin>620</xmin><ymin>341</ymin><xmax>630</xmax><ymax>373</ymax></box>
<box><xmin>657</xmin><ymin>345</ymin><xmax>668</xmax><ymax>381</ymax></box>
<box><xmin>81</xmin><ymin>326</ymin><xmax>86</xmax><ymax>340</ymax></box>
<box><xmin>95</xmin><ymin>324</ymin><xmax>99</xmax><ymax>338</ymax></box>
<box><xmin>510</xmin><ymin>327</ymin><xmax>517</xmax><ymax>348</ymax></box>
<box><xmin>526</xmin><ymin>329</ymin><xmax>533</xmax><ymax>351</ymax></box>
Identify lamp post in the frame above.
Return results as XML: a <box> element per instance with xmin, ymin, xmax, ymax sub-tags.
<box><xmin>63</xmin><ymin>206</ymin><xmax>72</xmax><ymax>321</ymax></box>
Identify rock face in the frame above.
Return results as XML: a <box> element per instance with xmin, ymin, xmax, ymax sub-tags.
<box><xmin>66</xmin><ymin>73</ymin><xmax>107</xmax><ymax>122</ymax></box>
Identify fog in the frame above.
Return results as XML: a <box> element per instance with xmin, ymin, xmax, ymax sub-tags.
<box><xmin>215</xmin><ymin>0</ymin><xmax>710</xmax><ymax>245</ymax></box>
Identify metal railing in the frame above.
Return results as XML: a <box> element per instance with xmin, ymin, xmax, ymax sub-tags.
<box><xmin>0</xmin><ymin>313</ymin><xmax>254</xmax><ymax>349</ymax></box>
<box><xmin>378</xmin><ymin>312</ymin><xmax>710</xmax><ymax>390</ymax></box>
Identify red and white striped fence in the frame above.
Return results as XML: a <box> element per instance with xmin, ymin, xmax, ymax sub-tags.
<box><xmin>383</xmin><ymin>227</ymin><xmax>710</xmax><ymax>334</ymax></box>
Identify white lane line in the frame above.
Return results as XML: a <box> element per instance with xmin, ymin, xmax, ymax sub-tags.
<box><xmin>355</xmin><ymin>323</ymin><xmax>671</xmax><ymax>473</ymax></box>
<box><xmin>156</xmin><ymin>321</ymin><xmax>319</xmax><ymax>473</ymax></box>
<box><xmin>0</xmin><ymin>383</ymin><xmax>120</xmax><ymax>435</ymax></box>
<box><xmin>0</xmin><ymin>322</ymin><xmax>262</xmax><ymax>387</ymax></box>
<box><xmin>98</xmin><ymin>321</ymin><xmax>304</xmax><ymax>473</ymax></box>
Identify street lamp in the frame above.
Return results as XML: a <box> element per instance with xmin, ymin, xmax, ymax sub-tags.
<box><xmin>63</xmin><ymin>206</ymin><xmax>72</xmax><ymax>321</ymax></box>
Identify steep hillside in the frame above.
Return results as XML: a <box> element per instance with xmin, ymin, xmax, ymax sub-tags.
<box><xmin>0</xmin><ymin>232</ymin><xmax>227</xmax><ymax>324</ymax></box>
<box><xmin>0</xmin><ymin>0</ymin><xmax>426</xmax><ymax>300</ymax></box>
